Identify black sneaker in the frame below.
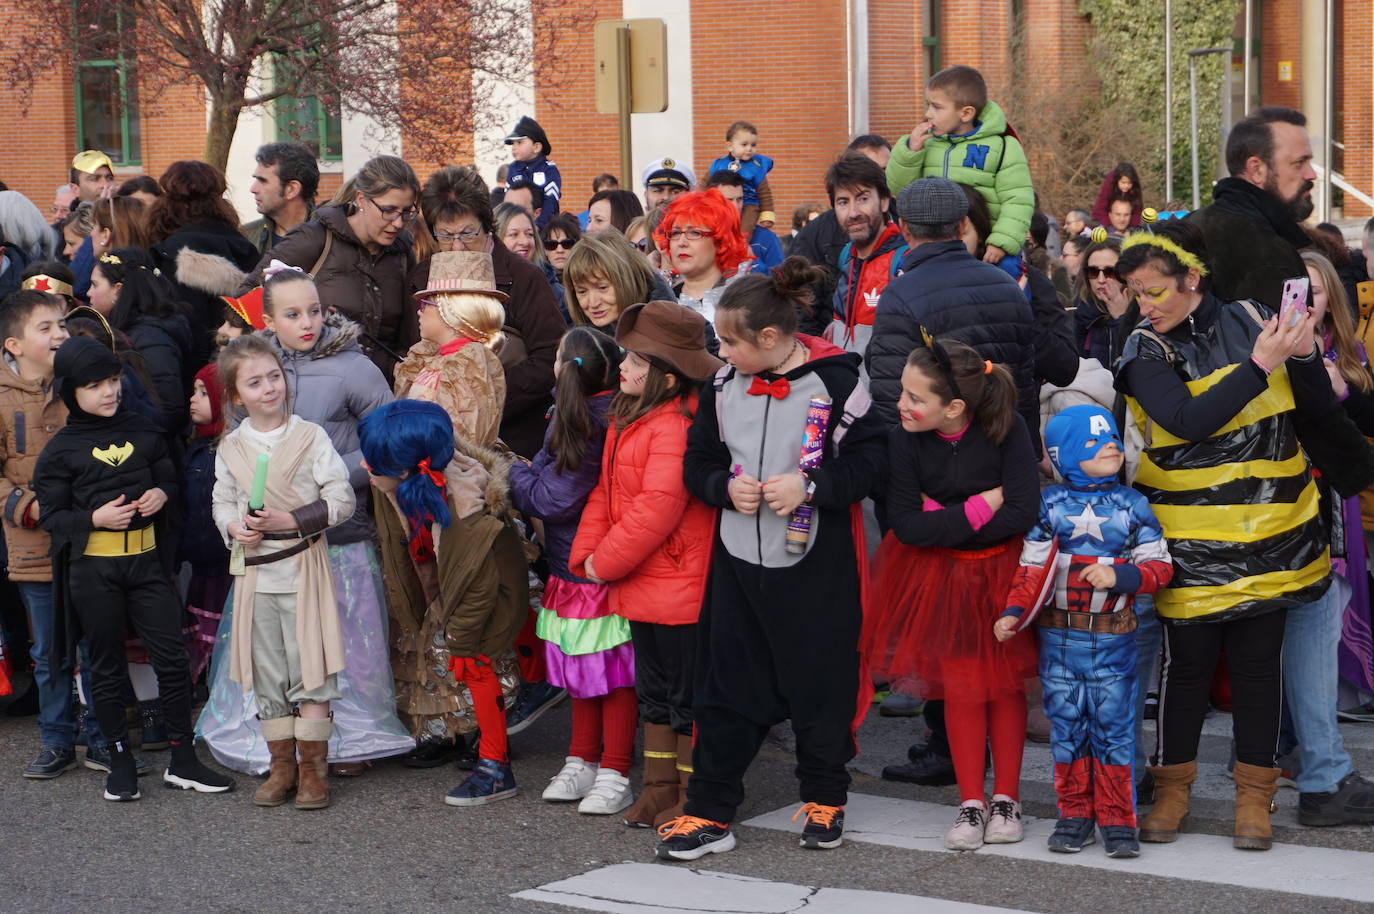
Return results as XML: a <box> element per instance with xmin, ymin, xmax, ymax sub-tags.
<box><xmin>882</xmin><ymin>743</ymin><xmax>956</xmax><ymax>786</ymax></box>
<box><xmin>1047</xmin><ymin>817</ymin><xmax>1096</xmax><ymax>853</ymax></box>
<box><xmin>655</xmin><ymin>816</ymin><xmax>736</xmax><ymax>861</ymax></box>
<box><xmin>23</xmin><ymin>746</ymin><xmax>78</xmax><ymax>779</ymax></box>
<box><xmin>506</xmin><ymin>681</ymin><xmax>568</xmax><ymax>736</ymax></box>
<box><xmin>1101</xmin><ymin>825</ymin><xmax>1140</xmax><ymax>858</ymax></box>
<box><xmin>84</xmin><ymin>745</ymin><xmax>151</xmax><ymax>777</ymax></box>
<box><xmin>103</xmin><ymin>741</ymin><xmax>142</xmax><ymax>802</ymax></box>
<box><xmin>792</xmin><ymin>803</ymin><xmax>844</xmax><ymax>849</ymax></box>
<box><xmin>1299</xmin><ymin>770</ymin><xmax>1374</xmax><ymax>826</ymax></box>
<box><xmin>163</xmin><ymin>741</ymin><xmax>235</xmax><ymax>793</ymax></box>
<box><xmin>402</xmin><ymin>736</ymin><xmax>463</xmax><ymax>769</ymax></box>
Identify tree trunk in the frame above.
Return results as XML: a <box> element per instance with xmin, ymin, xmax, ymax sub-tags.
<box><xmin>203</xmin><ymin>97</ymin><xmax>243</xmax><ymax>173</ymax></box>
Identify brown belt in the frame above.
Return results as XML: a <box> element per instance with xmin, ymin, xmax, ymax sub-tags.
<box><xmin>1037</xmin><ymin>605</ymin><xmax>1137</xmax><ymax>635</ymax></box>
<box><xmin>244</xmin><ymin>535</ymin><xmax>319</xmax><ymax>567</ymax></box>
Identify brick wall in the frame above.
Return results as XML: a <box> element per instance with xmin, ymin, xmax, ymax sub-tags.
<box><xmin>867</xmin><ymin>0</ymin><xmax>924</xmax><ymax>148</ymax></box>
<box><xmin>0</xmin><ymin>0</ymin><xmax>80</xmax><ymax>210</ymax></box>
<box><xmin>1339</xmin><ymin>0</ymin><xmax>1371</xmax><ymax>218</ymax></box>
<box><xmin>1260</xmin><ymin>0</ymin><xmax>1302</xmax><ymax>109</ymax></box>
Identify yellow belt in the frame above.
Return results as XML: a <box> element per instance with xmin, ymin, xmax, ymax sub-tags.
<box><xmin>84</xmin><ymin>527</ymin><xmax>156</xmax><ymax>557</ymax></box>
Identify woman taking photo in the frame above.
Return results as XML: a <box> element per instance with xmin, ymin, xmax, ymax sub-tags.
<box><xmin>1114</xmin><ymin>221</ymin><xmax>1348</xmax><ymax>852</ymax></box>
<box><xmin>1073</xmin><ymin>237</ymin><xmax>1131</xmax><ymax>370</ymax></box>
<box><xmin>241</xmin><ymin>155</ymin><xmax>420</xmax><ymax>376</ymax></box>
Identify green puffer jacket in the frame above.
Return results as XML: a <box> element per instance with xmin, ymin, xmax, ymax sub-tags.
<box><xmin>886</xmin><ymin>100</ymin><xmax>1034</xmax><ymax>256</ymax></box>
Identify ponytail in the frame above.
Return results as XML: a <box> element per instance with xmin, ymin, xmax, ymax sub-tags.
<box><xmin>906</xmin><ymin>338</ymin><xmax>1018</xmax><ymax>445</ymax></box>
<box><xmin>357</xmin><ymin>400</ymin><xmax>455</xmax><ymax>560</ymax></box>
<box><xmin>547</xmin><ymin>326</ymin><xmax>622</xmax><ymax>473</ymax></box>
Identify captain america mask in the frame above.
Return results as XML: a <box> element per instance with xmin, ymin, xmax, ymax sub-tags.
<box><xmin>1045</xmin><ymin>405</ymin><xmax>1124</xmax><ymax>488</ymax></box>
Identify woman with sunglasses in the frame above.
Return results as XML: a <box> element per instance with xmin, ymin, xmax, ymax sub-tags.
<box><xmin>541</xmin><ymin>214</ymin><xmax>582</xmax><ymax>283</ymax></box>
<box><xmin>1073</xmin><ymin>237</ymin><xmax>1130</xmax><ymax>370</ymax></box>
<box><xmin>241</xmin><ymin>156</ymin><xmax>421</xmax><ymax>378</ymax></box>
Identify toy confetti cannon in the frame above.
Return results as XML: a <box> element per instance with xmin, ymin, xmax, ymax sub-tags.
<box><xmin>784</xmin><ymin>396</ymin><xmax>833</xmax><ymax>555</ymax></box>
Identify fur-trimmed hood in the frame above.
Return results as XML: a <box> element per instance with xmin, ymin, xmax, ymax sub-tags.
<box><xmin>175</xmin><ymin>247</ymin><xmax>249</xmax><ymax>297</ymax></box>
<box><xmin>445</xmin><ymin>432</ymin><xmax>513</xmax><ymax>520</ymax></box>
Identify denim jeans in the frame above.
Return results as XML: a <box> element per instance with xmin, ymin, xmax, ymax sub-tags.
<box><xmin>19</xmin><ymin>581</ymin><xmax>104</xmax><ymax>750</ymax></box>
<box><xmin>1132</xmin><ymin>596</ymin><xmax>1161</xmax><ymax>779</ymax></box>
<box><xmin>1283</xmin><ymin>575</ymin><xmax>1354</xmax><ymax>794</ymax></box>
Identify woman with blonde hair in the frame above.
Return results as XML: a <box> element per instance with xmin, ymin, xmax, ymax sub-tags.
<box><xmin>91</xmin><ymin>196</ymin><xmax>150</xmax><ymax>258</ymax></box>
<box><xmin>563</xmin><ymin>229</ymin><xmax>661</xmax><ymax>335</ymax></box>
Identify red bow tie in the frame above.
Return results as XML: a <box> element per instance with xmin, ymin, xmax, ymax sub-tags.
<box><xmin>747</xmin><ymin>376</ymin><xmax>790</xmax><ymax>399</ymax></box>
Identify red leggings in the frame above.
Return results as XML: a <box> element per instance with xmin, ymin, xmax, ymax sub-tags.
<box><xmin>515</xmin><ymin>610</ymin><xmax>547</xmax><ymax>684</ymax></box>
<box><xmin>946</xmin><ymin>693</ymin><xmax>1027</xmax><ymax>803</ymax></box>
<box><xmin>569</xmin><ymin>687</ymin><xmax>638</xmax><ymax>775</ymax></box>
<box><xmin>451</xmin><ymin>658</ymin><xmax>508</xmax><ymax>763</ymax></box>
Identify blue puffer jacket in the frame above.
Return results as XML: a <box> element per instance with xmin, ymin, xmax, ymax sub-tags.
<box><xmin>508</xmin><ymin>391</ymin><xmax>612</xmax><ymax>582</ymax></box>
<box><xmin>865</xmin><ymin>239</ymin><xmax>1039</xmax><ymax>450</ymax></box>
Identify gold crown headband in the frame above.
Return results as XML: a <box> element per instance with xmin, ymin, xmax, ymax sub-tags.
<box><xmin>1120</xmin><ymin>232</ymin><xmax>1210</xmax><ymax>277</ymax></box>
<box><xmin>97</xmin><ymin>251</ymin><xmax>161</xmax><ymax>276</ymax></box>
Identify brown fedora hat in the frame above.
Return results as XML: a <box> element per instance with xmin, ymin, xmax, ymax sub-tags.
<box><xmin>616</xmin><ymin>301</ymin><xmax>724</xmax><ymax>381</ymax></box>
<box><xmin>414</xmin><ymin>250</ymin><xmax>508</xmax><ymax>302</ymax></box>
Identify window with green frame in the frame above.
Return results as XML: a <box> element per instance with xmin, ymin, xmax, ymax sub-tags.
<box><xmin>74</xmin><ymin>5</ymin><xmax>140</xmax><ymax>166</ymax></box>
<box><xmin>275</xmin><ymin>95</ymin><xmax>343</xmax><ymax>162</ymax></box>
<box><xmin>923</xmin><ymin>0</ymin><xmax>941</xmax><ymax>77</ymax></box>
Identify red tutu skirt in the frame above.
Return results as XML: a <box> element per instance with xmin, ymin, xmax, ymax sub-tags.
<box><xmin>863</xmin><ymin>533</ymin><xmax>1036</xmax><ymax>702</ymax></box>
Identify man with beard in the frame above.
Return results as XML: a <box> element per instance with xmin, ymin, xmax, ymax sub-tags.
<box><xmin>826</xmin><ymin>154</ymin><xmax>906</xmax><ymax>364</ymax></box>
<box><xmin>1188</xmin><ymin>106</ymin><xmax>1317</xmax><ymax>310</ymax></box>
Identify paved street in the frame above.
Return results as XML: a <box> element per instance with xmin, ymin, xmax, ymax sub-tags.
<box><xmin>4</xmin><ymin>697</ymin><xmax>1374</xmax><ymax>913</ymax></box>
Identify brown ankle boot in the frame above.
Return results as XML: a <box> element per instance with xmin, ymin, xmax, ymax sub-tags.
<box><xmin>294</xmin><ymin>716</ymin><xmax>333</xmax><ymax>810</ymax></box>
<box><xmin>622</xmin><ymin>723</ymin><xmax>679</xmax><ymax>827</ymax></box>
<box><xmin>652</xmin><ymin>731</ymin><xmax>695</xmax><ymax>829</ymax></box>
<box><xmin>1233</xmin><ymin>762</ymin><xmax>1281</xmax><ymax>850</ymax></box>
<box><xmin>253</xmin><ymin>717</ymin><xmax>297</xmax><ymax>807</ymax></box>
<box><xmin>1139</xmin><ymin>760</ymin><xmax>1196</xmax><ymax>842</ymax></box>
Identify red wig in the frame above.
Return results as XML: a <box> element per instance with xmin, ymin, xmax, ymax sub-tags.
<box><xmin>653</xmin><ymin>189</ymin><xmax>751</xmax><ymax>278</ymax></box>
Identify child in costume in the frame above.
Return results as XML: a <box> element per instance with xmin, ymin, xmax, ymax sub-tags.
<box><xmin>394</xmin><ymin>250</ymin><xmax>507</xmax><ymax>448</ymax></box>
<box><xmin>34</xmin><ymin>336</ymin><xmax>234</xmax><ymax>801</ymax></box>
<box><xmin>503</xmin><ymin>115</ymin><xmax>562</xmax><ymax>229</ymax></box>
<box><xmin>569</xmin><ymin>301</ymin><xmax>721</xmax><ymax>829</ymax></box>
<box><xmin>209</xmin><ymin>334</ymin><xmax>354</xmax><ymax>810</ymax></box>
<box><xmin>359</xmin><ymin>399</ymin><xmax>529</xmax><ymax>805</ymax></box>
<box><xmin>509</xmin><ymin>326</ymin><xmax>636</xmax><ymax>815</ymax></box>
<box><xmin>994</xmin><ymin>405</ymin><xmax>1173</xmax><ymax>858</ymax></box>
<box><xmin>181</xmin><ymin>363</ymin><xmax>231</xmax><ymax>679</ymax></box>
<box><xmin>863</xmin><ymin>335</ymin><xmax>1039</xmax><ymax>851</ymax></box>
<box><xmin>659</xmin><ymin>258</ymin><xmax>886</xmax><ymax>862</ymax></box>
<box><xmin>708</xmin><ymin>120</ymin><xmax>776</xmax><ymax>238</ymax></box>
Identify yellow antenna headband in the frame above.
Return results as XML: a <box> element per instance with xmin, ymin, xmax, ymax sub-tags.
<box><xmin>1120</xmin><ymin>232</ymin><xmax>1210</xmax><ymax>277</ymax></box>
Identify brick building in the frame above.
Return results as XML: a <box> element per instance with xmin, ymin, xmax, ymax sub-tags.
<box><xmin>0</xmin><ymin>0</ymin><xmax>1367</xmax><ymax>223</ymax></box>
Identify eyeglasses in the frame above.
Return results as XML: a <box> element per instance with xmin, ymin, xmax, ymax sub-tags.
<box><xmin>418</xmin><ymin>298</ymin><xmax>439</xmax><ymax>311</ymax></box>
<box><xmin>365</xmin><ymin>196</ymin><xmax>420</xmax><ymax>225</ymax></box>
<box><xmin>667</xmin><ymin>228</ymin><xmax>714</xmax><ymax>242</ymax></box>
<box><xmin>1086</xmin><ymin>265</ymin><xmax>1120</xmax><ymax>281</ymax></box>
<box><xmin>434</xmin><ymin>228</ymin><xmax>483</xmax><ymax>243</ymax></box>
<box><xmin>545</xmin><ymin>238</ymin><xmax>577</xmax><ymax>250</ymax></box>
<box><xmin>631</xmin><ymin>239</ymin><xmax>648</xmax><ymax>251</ymax></box>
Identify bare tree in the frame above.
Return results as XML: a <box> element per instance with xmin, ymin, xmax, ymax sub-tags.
<box><xmin>1</xmin><ymin>0</ymin><xmax>590</xmax><ymax>170</ymax></box>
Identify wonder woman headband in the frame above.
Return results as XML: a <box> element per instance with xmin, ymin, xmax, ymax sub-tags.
<box><xmin>1121</xmin><ymin>232</ymin><xmax>1210</xmax><ymax>276</ymax></box>
<box><xmin>22</xmin><ymin>274</ymin><xmax>74</xmax><ymax>298</ymax></box>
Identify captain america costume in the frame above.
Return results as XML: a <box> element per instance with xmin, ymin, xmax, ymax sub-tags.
<box><xmin>1003</xmin><ymin>406</ymin><xmax>1172</xmax><ymax>830</ymax></box>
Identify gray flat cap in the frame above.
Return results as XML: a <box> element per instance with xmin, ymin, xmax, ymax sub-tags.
<box><xmin>896</xmin><ymin>176</ymin><xmax>970</xmax><ymax>226</ymax></box>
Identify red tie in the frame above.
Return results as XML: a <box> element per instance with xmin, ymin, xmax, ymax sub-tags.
<box><xmin>747</xmin><ymin>376</ymin><xmax>790</xmax><ymax>399</ymax></box>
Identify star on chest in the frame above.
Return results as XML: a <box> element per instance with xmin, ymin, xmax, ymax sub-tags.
<box><xmin>1066</xmin><ymin>504</ymin><xmax>1108</xmax><ymax>541</ymax></box>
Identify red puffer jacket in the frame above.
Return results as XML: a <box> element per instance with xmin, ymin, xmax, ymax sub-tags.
<box><xmin>569</xmin><ymin>396</ymin><xmax>715</xmax><ymax>625</ymax></box>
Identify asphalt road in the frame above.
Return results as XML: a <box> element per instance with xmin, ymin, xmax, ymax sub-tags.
<box><xmin>3</xmin><ymin>695</ymin><xmax>1374</xmax><ymax>913</ymax></box>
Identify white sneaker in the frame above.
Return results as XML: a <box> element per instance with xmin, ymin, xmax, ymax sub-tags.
<box><xmin>945</xmin><ymin>803</ymin><xmax>987</xmax><ymax>851</ymax></box>
<box><xmin>577</xmin><ymin>768</ymin><xmax>634</xmax><ymax>815</ymax></box>
<box><xmin>984</xmin><ymin>795</ymin><xmax>1023</xmax><ymax>844</ymax></box>
<box><xmin>542</xmin><ymin>756</ymin><xmax>597</xmax><ymax>802</ymax></box>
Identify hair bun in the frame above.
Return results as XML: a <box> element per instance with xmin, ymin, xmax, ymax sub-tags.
<box><xmin>769</xmin><ymin>255</ymin><xmax>827</xmax><ymax>308</ymax></box>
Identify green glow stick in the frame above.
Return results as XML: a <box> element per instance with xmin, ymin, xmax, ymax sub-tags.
<box><xmin>248</xmin><ymin>453</ymin><xmax>269</xmax><ymax>511</ymax></box>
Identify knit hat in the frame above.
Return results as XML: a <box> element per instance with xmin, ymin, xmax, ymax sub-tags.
<box><xmin>616</xmin><ymin>301</ymin><xmax>724</xmax><ymax>381</ymax></box>
<box><xmin>1044</xmin><ymin>404</ymin><xmax>1122</xmax><ymax>489</ymax></box>
<box><xmin>193</xmin><ymin>363</ymin><xmax>225</xmax><ymax>438</ymax></box>
<box><xmin>504</xmin><ymin>116</ymin><xmax>551</xmax><ymax>155</ymax></box>
<box><xmin>53</xmin><ymin>336</ymin><xmax>121</xmax><ymax>417</ymax></box>
<box><xmin>642</xmin><ymin>157</ymin><xmax>696</xmax><ymax>192</ymax></box>
<box><xmin>896</xmin><ymin>176</ymin><xmax>969</xmax><ymax>226</ymax></box>
<box><xmin>71</xmin><ymin>150</ymin><xmax>113</xmax><ymax>175</ymax></box>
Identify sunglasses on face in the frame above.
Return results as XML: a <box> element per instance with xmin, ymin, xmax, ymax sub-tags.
<box><xmin>545</xmin><ymin>238</ymin><xmax>577</xmax><ymax>250</ymax></box>
<box><xmin>1086</xmin><ymin>265</ymin><xmax>1120</xmax><ymax>281</ymax></box>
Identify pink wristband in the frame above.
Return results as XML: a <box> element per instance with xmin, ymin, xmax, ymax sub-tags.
<box><xmin>1250</xmin><ymin>354</ymin><xmax>1272</xmax><ymax>375</ymax></box>
<box><xmin>963</xmin><ymin>495</ymin><xmax>995</xmax><ymax>531</ymax></box>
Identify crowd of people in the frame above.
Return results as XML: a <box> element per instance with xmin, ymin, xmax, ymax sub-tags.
<box><xmin>2</xmin><ymin>62</ymin><xmax>1374</xmax><ymax>865</ymax></box>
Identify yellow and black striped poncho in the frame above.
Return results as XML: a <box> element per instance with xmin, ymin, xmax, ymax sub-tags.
<box><xmin>1120</xmin><ymin>299</ymin><xmax>1329</xmax><ymax>623</ymax></box>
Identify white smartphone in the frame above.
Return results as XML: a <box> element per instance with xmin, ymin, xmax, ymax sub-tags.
<box><xmin>1278</xmin><ymin>276</ymin><xmax>1310</xmax><ymax>328</ymax></box>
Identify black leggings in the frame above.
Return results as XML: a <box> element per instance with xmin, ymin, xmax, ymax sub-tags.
<box><xmin>1155</xmin><ymin>609</ymin><xmax>1287</xmax><ymax>768</ymax></box>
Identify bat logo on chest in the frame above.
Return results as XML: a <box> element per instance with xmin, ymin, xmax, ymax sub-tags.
<box><xmin>91</xmin><ymin>441</ymin><xmax>134</xmax><ymax>467</ymax></box>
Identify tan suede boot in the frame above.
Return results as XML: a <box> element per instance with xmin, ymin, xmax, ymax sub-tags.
<box><xmin>294</xmin><ymin>716</ymin><xmax>333</xmax><ymax>810</ymax></box>
<box><xmin>1139</xmin><ymin>760</ymin><xmax>1196</xmax><ymax>843</ymax></box>
<box><xmin>1233</xmin><ymin>762</ymin><xmax>1281</xmax><ymax>850</ymax></box>
<box><xmin>253</xmin><ymin>716</ymin><xmax>298</xmax><ymax>807</ymax></box>
<box><xmin>622</xmin><ymin>723</ymin><xmax>680</xmax><ymax>827</ymax></box>
<box><xmin>652</xmin><ymin>731</ymin><xmax>695</xmax><ymax>829</ymax></box>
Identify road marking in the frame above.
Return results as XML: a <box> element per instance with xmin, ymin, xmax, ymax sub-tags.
<box><xmin>514</xmin><ymin>862</ymin><xmax>1033</xmax><ymax>914</ymax></box>
<box><xmin>744</xmin><ymin>794</ymin><xmax>1374</xmax><ymax>904</ymax></box>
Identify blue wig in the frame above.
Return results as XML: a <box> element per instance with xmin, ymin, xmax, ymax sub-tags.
<box><xmin>358</xmin><ymin>400</ymin><xmax>454</xmax><ymax>556</ymax></box>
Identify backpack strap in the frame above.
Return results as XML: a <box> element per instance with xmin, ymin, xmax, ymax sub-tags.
<box><xmin>308</xmin><ymin>230</ymin><xmax>333</xmax><ymax>279</ymax></box>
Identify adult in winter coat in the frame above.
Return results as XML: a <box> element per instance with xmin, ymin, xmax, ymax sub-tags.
<box><xmin>865</xmin><ymin>178</ymin><xmax>1037</xmax><ymax>446</ymax></box>
<box><xmin>241</xmin><ymin>156</ymin><xmax>421</xmax><ymax>377</ymax></box>
<box><xmin>146</xmin><ymin>161</ymin><xmax>261</xmax><ymax>363</ymax></box>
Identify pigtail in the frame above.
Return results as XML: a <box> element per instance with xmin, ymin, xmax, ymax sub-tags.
<box><xmin>357</xmin><ymin>400</ymin><xmax>457</xmax><ymax>561</ymax></box>
<box><xmin>395</xmin><ymin>468</ymin><xmax>452</xmax><ymax>561</ymax></box>
<box><xmin>548</xmin><ymin>326</ymin><xmax>622</xmax><ymax>472</ymax></box>
<box><xmin>971</xmin><ymin>362</ymin><xmax>1018</xmax><ymax>445</ymax></box>
<box><xmin>908</xmin><ymin>337</ymin><xmax>1019</xmax><ymax>445</ymax></box>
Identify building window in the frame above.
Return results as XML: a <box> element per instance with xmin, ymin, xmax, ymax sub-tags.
<box><xmin>276</xmin><ymin>95</ymin><xmax>343</xmax><ymax>162</ymax></box>
<box><xmin>74</xmin><ymin>6</ymin><xmax>141</xmax><ymax>165</ymax></box>
<box><xmin>922</xmin><ymin>0</ymin><xmax>942</xmax><ymax>78</ymax></box>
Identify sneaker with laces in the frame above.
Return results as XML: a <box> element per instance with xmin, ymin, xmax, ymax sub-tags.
<box><xmin>1299</xmin><ymin>770</ymin><xmax>1374</xmax><ymax>826</ymax></box>
<box><xmin>1100</xmin><ymin>825</ymin><xmax>1140</xmax><ymax>858</ymax></box>
<box><xmin>542</xmin><ymin>756</ymin><xmax>597</xmax><ymax>802</ymax></box>
<box><xmin>945</xmin><ymin>803</ymin><xmax>987</xmax><ymax>851</ymax></box>
<box><xmin>792</xmin><ymin>802</ymin><xmax>844</xmax><ymax>849</ymax></box>
<box><xmin>578</xmin><ymin>768</ymin><xmax>633</xmax><ymax>815</ymax></box>
<box><xmin>1047</xmin><ymin>817</ymin><xmax>1096</xmax><ymax>853</ymax></box>
<box><xmin>505</xmin><ymin>682</ymin><xmax>568</xmax><ymax>736</ymax></box>
<box><xmin>984</xmin><ymin>796</ymin><xmax>1023</xmax><ymax>843</ymax></box>
<box><xmin>655</xmin><ymin>815</ymin><xmax>736</xmax><ymax>861</ymax></box>
<box><xmin>23</xmin><ymin>747</ymin><xmax>78</xmax><ymax>779</ymax></box>
<box><xmin>445</xmin><ymin>758</ymin><xmax>518</xmax><ymax>806</ymax></box>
